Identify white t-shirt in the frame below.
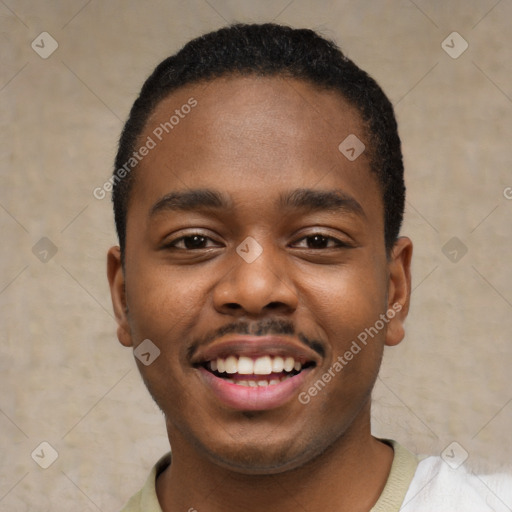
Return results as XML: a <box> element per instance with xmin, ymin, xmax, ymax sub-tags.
<box><xmin>401</xmin><ymin>454</ymin><xmax>512</xmax><ymax>511</ymax></box>
<box><xmin>120</xmin><ymin>440</ymin><xmax>512</xmax><ymax>511</ymax></box>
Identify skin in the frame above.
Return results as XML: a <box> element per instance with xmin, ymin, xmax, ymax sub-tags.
<box><xmin>108</xmin><ymin>75</ymin><xmax>412</xmax><ymax>511</ymax></box>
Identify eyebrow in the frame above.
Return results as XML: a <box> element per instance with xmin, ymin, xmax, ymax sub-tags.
<box><xmin>149</xmin><ymin>187</ymin><xmax>365</xmax><ymax>218</ymax></box>
<box><xmin>278</xmin><ymin>188</ymin><xmax>365</xmax><ymax>218</ymax></box>
<box><xmin>149</xmin><ymin>189</ymin><xmax>233</xmax><ymax>217</ymax></box>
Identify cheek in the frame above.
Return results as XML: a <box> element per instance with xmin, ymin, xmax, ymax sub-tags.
<box><xmin>124</xmin><ymin>265</ymin><xmax>212</xmax><ymax>410</ymax></box>
<box><xmin>125</xmin><ymin>262</ymin><xmax>211</xmax><ymax>349</ymax></box>
<box><xmin>298</xmin><ymin>259</ymin><xmax>388</xmax><ymax>348</ymax></box>
<box><xmin>298</xmin><ymin>265</ymin><xmax>388</xmax><ymax>418</ymax></box>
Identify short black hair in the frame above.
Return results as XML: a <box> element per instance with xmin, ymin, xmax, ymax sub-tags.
<box><xmin>112</xmin><ymin>23</ymin><xmax>405</xmax><ymax>256</ymax></box>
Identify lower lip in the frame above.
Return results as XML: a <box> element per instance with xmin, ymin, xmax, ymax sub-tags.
<box><xmin>198</xmin><ymin>367</ymin><xmax>313</xmax><ymax>411</ymax></box>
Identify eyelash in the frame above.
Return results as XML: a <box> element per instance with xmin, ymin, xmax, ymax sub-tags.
<box><xmin>292</xmin><ymin>234</ymin><xmax>350</xmax><ymax>249</ymax></box>
<box><xmin>164</xmin><ymin>232</ymin><xmax>351</xmax><ymax>250</ymax></box>
<box><xmin>166</xmin><ymin>234</ymin><xmax>220</xmax><ymax>250</ymax></box>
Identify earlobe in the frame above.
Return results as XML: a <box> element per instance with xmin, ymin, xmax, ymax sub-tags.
<box><xmin>385</xmin><ymin>237</ymin><xmax>413</xmax><ymax>347</ymax></box>
<box><xmin>107</xmin><ymin>246</ymin><xmax>133</xmax><ymax>347</ymax></box>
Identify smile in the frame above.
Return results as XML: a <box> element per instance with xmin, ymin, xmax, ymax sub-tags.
<box><xmin>204</xmin><ymin>355</ymin><xmax>314</xmax><ymax>387</ymax></box>
<box><xmin>192</xmin><ymin>337</ymin><xmax>320</xmax><ymax>411</ymax></box>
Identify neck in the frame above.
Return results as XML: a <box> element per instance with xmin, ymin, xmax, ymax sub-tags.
<box><xmin>156</xmin><ymin>408</ymin><xmax>393</xmax><ymax>512</ymax></box>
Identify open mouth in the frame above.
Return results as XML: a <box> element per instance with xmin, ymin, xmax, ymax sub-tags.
<box><xmin>200</xmin><ymin>355</ymin><xmax>316</xmax><ymax>387</ymax></box>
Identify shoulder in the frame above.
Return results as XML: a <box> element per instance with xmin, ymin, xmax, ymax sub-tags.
<box><xmin>119</xmin><ymin>452</ymin><xmax>171</xmax><ymax>512</ymax></box>
<box><xmin>402</xmin><ymin>455</ymin><xmax>512</xmax><ymax>511</ymax></box>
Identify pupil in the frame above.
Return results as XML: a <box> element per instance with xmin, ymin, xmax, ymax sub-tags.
<box><xmin>185</xmin><ymin>235</ymin><xmax>205</xmax><ymax>249</ymax></box>
<box><xmin>309</xmin><ymin>235</ymin><xmax>327</xmax><ymax>248</ymax></box>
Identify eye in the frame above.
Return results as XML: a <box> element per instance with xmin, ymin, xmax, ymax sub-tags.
<box><xmin>291</xmin><ymin>233</ymin><xmax>349</xmax><ymax>249</ymax></box>
<box><xmin>166</xmin><ymin>234</ymin><xmax>221</xmax><ymax>250</ymax></box>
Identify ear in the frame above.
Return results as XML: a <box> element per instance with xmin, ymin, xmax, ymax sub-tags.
<box><xmin>385</xmin><ymin>237</ymin><xmax>413</xmax><ymax>347</ymax></box>
<box><xmin>107</xmin><ymin>246</ymin><xmax>133</xmax><ymax>347</ymax></box>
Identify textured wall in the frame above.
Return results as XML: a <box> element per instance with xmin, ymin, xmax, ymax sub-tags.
<box><xmin>1</xmin><ymin>0</ymin><xmax>511</xmax><ymax>510</ymax></box>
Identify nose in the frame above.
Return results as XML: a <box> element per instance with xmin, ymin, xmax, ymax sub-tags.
<box><xmin>213</xmin><ymin>242</ymin><xmax>299</xmax><ymax>317</ymax></box>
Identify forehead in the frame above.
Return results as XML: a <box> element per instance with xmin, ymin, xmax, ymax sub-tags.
<box><xmin>142</xmin><ymin>75</ymin><xmax>368</xmax><ymax>168</ymax></box>
<box><xmin>130</xmin><ymin>75</ymin><xmax>382</xmax><ymax>227</ymax></box>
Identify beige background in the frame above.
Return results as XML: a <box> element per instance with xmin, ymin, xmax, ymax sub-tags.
<box><xmin>1</xmin><ymin>0</ymin><xmax>511</xmax><ymax>510</ymax></box>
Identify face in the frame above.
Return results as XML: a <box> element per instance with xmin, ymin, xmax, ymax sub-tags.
<box><xmin>108</xmin><ymin>75</ymin><xmax>412</xmax><ymax>474</ymax></box>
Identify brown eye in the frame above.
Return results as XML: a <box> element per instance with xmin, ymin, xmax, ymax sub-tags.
<box><xmin>292</xmin><ymin>233</ymin><xmax>348</xmax><ymax>249</ymax></box>
<box><xmin>182</xmin><ymin>235</ymin><xmax>208</xmax><ymax>249</ymax></box>
<box><xmin>167</xmin><ymin>234</ymin><xmax>217</xmax><ymax>250</ymax></box>
<box><xmin>306</xmin><ymin>235</ymin><xmax>330</xmax><ymax>248</ymax></box>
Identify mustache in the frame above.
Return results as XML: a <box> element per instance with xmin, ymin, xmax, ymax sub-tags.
<box><xmin>189</xmin><ymin>318</ymin><xmax>325</xmax><ymax>358</ymax></box>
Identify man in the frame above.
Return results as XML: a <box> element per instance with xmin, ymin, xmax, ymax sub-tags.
<box><xmin>107</xmin><ymin>23</ymin><xmax>511</xmax><ymax>511</ymax></box>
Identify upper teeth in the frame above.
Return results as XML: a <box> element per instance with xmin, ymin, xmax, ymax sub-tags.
<box><xmin>210</xmin><ymin>355</ymin><xmax>302</xmax><ymax>375</ymax></box>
